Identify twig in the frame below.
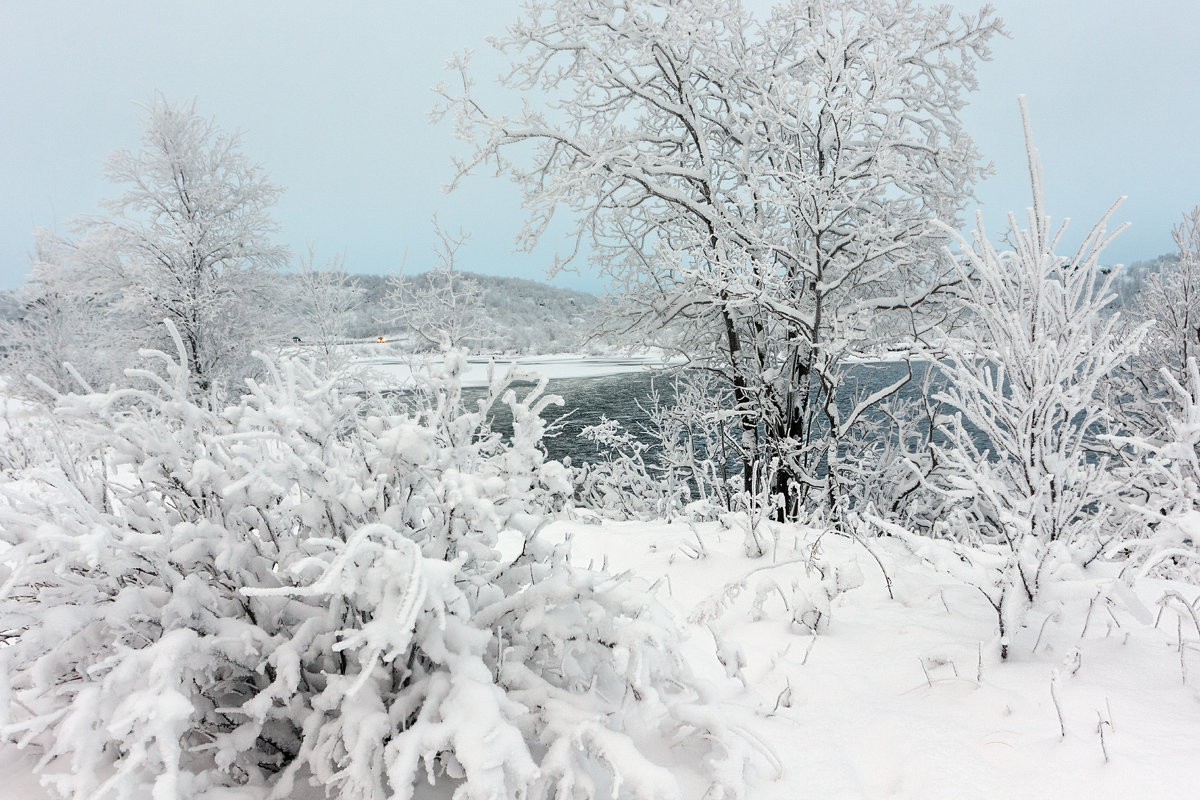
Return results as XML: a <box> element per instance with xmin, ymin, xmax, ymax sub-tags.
<box><xmin>681</xmin><ymin>524</ymin><xmax>708</xmax><ymax>560</ymax></box>
<box><xmin>1180</xmin><ymin>617</ymin><xmax>1188</xmax><ymax>684</ymax></box>
<box><xmin>1050</xmin><ymin>671</ymin><xmax>1066</xmax><ymax>739</ymax></box>
<box><xmin>1096</xmin><ymin>711</ymin><xmax>1111</xmax><ymax>763</ymax></box>
<box><xmin>1103</xmin><ymin>603</ymin><xmax>1123</xmax><ymax>630</ymax></box>
<box><xmin>801</xmin><ymin>637</ymin><xmax>817</xmax><ymax>666</ymax></box>
<box><xmin>1159</xmin><ymin>590</ymin><xmax>1200</xmax><ymax>639</ymax></box>
<box><xmin>771</xmin><ymin>680</ymin><xmax>793</xmax><ymax>715</ymax></box>
<box><xmin>847</xmin><ymin>528</ymin><xmax>894</xmax><ymax>600</ymax></box>
<box><xmin>1033</xmin><ymin>610</ymin><xmax>1061</xmax><ymax>653</ymax></box>
<box><xmin>1082</xmin><ymin>588</ymin><xmax>1104</xmax><ymax>638</ymax></box>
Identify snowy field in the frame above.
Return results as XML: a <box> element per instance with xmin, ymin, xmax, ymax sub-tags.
<box><xmin>4</xmin><ymin>514</ymin><xmax>1199</xmax><ymax>799</ymax></box>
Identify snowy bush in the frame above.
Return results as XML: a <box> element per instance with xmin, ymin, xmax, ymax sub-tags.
<box><xmin>1109</xmin><ymin>359</ymin><xmax>1200</xmax><ymax>582</ymax></box>
<box><xmin>576</xmin><ymin>372</ymin><xmax>739</xmax><ymax>521</ymax></box>
<box><xmin>0</xmin><ymin>389</ymin><xmax>60</xmax><ymax>474</ymax></box>
<box><xmin>575</xmin><ymin>416</ymin><xmax>685</xmax><ymax>520</ymax></box>
<box><xmin>688</xmin><ymin>531</ymin><xmax>866</xmax><ymax>639</ymax></box>
<box><xmin>916</xmin><ymin>100</ymin><xmax>1146</xmax><ymax>658</ymax></box>
<box><xmin>0</xmin><ymin>327</ymin><xmax>748</xmax><ymax>799</ymax></box>
<box><xmin>835</xmin><ymin>364</ymin><xmax>959</xmax><ymax>530</ymax></box>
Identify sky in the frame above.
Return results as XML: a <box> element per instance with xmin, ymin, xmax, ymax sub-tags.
<box><xmin>1</xmin><ymin>0</ymin><xmax>1197</xmax><ymax>294</ymax></box>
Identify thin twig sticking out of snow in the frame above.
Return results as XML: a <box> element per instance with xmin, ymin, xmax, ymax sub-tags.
<box><xmin>1050</xmin><ymin>671</ymin><xmax>1067</xmax><ymax>740</ymax></box>
<box><xmin>1096</xmin><ymin>705</ymin><xmax>1114</xmax><ymax>763</ymax></box>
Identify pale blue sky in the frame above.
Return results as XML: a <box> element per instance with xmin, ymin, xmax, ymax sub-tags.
<box><xmin>2</xmin><ymin>0</ymin><xmax>1197</xmax><ymax>293</ymax></box>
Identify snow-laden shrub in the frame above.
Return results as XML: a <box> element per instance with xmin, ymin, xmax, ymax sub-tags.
<box><xmin>0</xmin><ymin>328</ymin><xmax>747</xmax><ymax>799</ymax></box>
<box><xmin>0</xmin><ymin>389</ymin><xmax>61</xmax><ymax>474</ymax></box>
<box><xmin>576</xmin><ymin>372</ymin><xmax>738</xmax><ymax>521</ymax></box>
<box><xmin>575</xmin><ymin>416</ymin><xmax>689</xmax><ymax>520</ymax></box>
<box><xmin>1110</xmin><ymin>359</ymin><xmax>1200</xmax><ymax>582</ymax></box>
<box><xmin>905</xmin><ymin>101</ymin><xmax>1145</xmax><ymax>659</ymax></box>
<box><xmin>688</xmin><ymin>529</ymin><xmax>866</xmax><ymax>640</ymax></box>
<box><xmin>835</xmin><ymin>365</ymin><xmax>959</xmax><ymax>530</ymax></box>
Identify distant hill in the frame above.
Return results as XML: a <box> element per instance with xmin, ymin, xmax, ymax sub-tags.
<box><xmin>4</xmin><ymin>253</ymin><xmax>1179</xmax><ymax>355</ymax></box>
<box><xmin>0</xmin><ymin>271</ymin><xmax>607</xmax><ymax>356</ymax></box>
<box><xmin>290</xmin><ymin>270</ymin><xmax>609</xmax><ymax>355</ymax></box>
<box><xmin>1106</xmin><ymin>252</ymin><xmax>1179</xmax><ymax>312</ymax></box>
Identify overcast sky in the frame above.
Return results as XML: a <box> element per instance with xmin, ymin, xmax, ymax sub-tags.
<box><xmin>2</xmin><ymin>0</ymin><xmax>1197</xmax><ymax>293</ymax></box>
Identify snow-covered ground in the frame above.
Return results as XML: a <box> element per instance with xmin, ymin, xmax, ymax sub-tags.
<box><xmin>350</xmin><ymin>351</ymin><xmax>682</xmax><ymax>389</ymax></box>
<box><xmin>6</xmin><ymin>514</ymin><xmax>1198</xmax><ymax>799</ymax></box>
<box><xmin>553</xmin><ymin>517</ymin><xmax>1200</xmax><ymax>798</ymax></box>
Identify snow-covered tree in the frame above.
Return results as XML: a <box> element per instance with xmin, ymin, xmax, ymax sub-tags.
<box><xmin>291</xmin><ymin>246</ymin><xmax>363</xmax><ymax>368</ymax></box>
<box><xmin>104</xmin><ymin>98</ymin><xmax>289</xmax><ymax>395</ymax></box>
<box><xmin>1134</xmin><ymin>206</ymin><xmax>1200</xmax><ymax>385</ymax></box>
<box><xmin>0</xmin><ymin>328</ymin><xmax>750</xmax><ymax>799</ymax></box>
<box><xmin>388</xmin><ymin>223</ymin><xmax>485</xmax><ymax>353</ymax></box>
<box><xmin>0</xmin><ymin>232</ymin><xmax>125</xmax><ymax>396</ymax></box>
<box><xmin>1114</xmin><ymin>207</ymin><xmax>1200</xmax><ymax>447</ymax></box>
<box><xmin>442</xmin><ymin>0</ymin><xmax>1002</xmax><ymax>518</ymax></box>
<box><xmin>927</xmin><ymin>99</ymin><xmax>1145</xmax><ymax>659</ymax></box>
<box><xmin>6</xmin><ymin>98</ymin><xmax>288</xmax><ymax>399</ymax></box>
<box><xmin>1108</xmin><ymin>358</ymin><xmax>1200</xmax><ymax>583</ymax></box>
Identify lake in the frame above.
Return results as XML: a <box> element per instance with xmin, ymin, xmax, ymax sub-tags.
<box><xmin>470</xmin><ymin>360</ymin><xmax>935</xmax><ymax>466</ymax></box>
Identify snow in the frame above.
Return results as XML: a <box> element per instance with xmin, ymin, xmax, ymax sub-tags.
<box><xmin>0</xmin><ymin>748</ymin><xmax>51</xmax><ymax>800</ymax></box>
<box><xmin>4</xmin><ymin>350</ymin><xmax>1200</xmax><ymax>800</ymax></box>
<box><xmin>4</xmin><ymin>2</ymin><xmax>1195</xmax><ymax>795</ymax></box>
<box><xmin>550</xmin><ymin>518</ymin><xmax>1200</xmax><ymax>799</ymax></box>
<box><xmin>350</xmin><ymin>351</ymin><xmax>682</xmax><ymax>389</ymax></box>
<box><xmin>5</xmin><ymin>513</ymin><xmax>1200</xmax><ymax>798</ymax></box>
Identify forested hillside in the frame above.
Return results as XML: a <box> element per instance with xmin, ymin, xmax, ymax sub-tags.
<box><xmin>328</xmin><ymin>270</ymin><xmax>605</xmax><ymax>352</ymax></box>
<box><xmin>1107</xmin><ymin>252</ymin><xmax>1179</xmax><ymax>311</ymax></box>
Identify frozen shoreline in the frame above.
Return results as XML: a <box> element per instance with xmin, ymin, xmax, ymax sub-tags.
<box><xmin>346</xmin><ymin>350</ymin><xmax>933</xmax><ymax>391</ymax></box>
<box><xmin>350</xmin><ymin>351</ymin><xmax>682</xmax><ymax>389</ymax></box>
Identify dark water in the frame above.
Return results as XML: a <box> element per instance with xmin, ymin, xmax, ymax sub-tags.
<box><xmin>467</xmin><ymin>370</ymin><xmax>676</xmax><ymax>464</ymax></box>
<box><xmin>473</xmin><ymin>361</ymin><xmax>937</xmax><ymax>465</ymax></box>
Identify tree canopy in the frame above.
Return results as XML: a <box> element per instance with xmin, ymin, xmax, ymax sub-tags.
<box><xmin>445</xmin><ymin>0</ymin><xmax>1003</xmax><ymax>517</ymax></box>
